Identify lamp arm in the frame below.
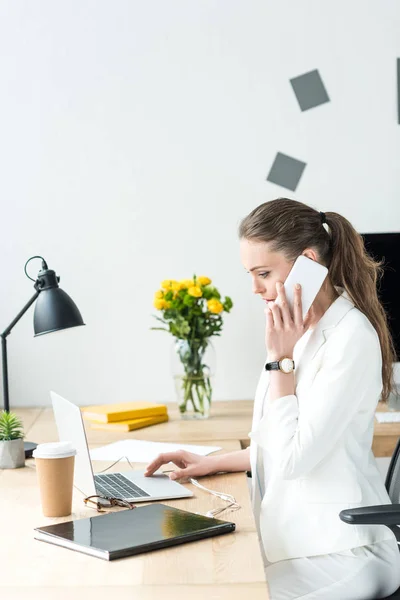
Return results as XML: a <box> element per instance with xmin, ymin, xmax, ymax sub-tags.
<box><xmin>1</xmin><ymin>288</ymin><xmax>40</xmax><ymax>339</ymax></box>
<box><xmin>1</xmin><ymin>288</ymin><xmax>41</xmax><ymax>412</ymax></box>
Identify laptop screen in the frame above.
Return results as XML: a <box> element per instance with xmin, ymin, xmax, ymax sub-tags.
<box><xmin>51</xmin><ymin>391</ymin><xmax>97</xmax><ymax>497</ymax></box>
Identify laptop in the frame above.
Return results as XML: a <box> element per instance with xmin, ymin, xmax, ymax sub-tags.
<box><xmin>34</xmin><ymin>502</ymin><xmax>236</xmax><ymax>560</ymax></box>
<box><xmin>50</xmin><ymin>391</ymin><xmax>193</xmax><ymax>502</ymax></box>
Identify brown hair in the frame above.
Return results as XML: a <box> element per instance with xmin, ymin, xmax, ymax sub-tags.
<box><xmin>238</xmin><ymin>197</ymin><xmax>396</xmax><ymax>403</ymax></box>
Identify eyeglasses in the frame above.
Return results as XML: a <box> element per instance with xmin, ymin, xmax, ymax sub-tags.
<box><xmin>83</xmin><ymin>494</ymin><xmax>137</xmax><ymax>513</ymax></box>
<box><xmin>85</xmin><ymin>456</ymin><xmax>241</xmax><ymax>519</ymax></box>
<box><xmin>83</xmin><ymin>456</ymin><xmax>139</xmax><ymax>512</ymax></box>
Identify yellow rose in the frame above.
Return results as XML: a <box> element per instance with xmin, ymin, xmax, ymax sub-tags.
<box><xmin>207</xmin><ymin>299</ymin><xmax>223</xmax><ymax>314</ymax></box>
<box><xmin>188</xmin><ymin>285</ymin><xmax>202</xmax><ymax>298</ymax></box>
<box><xmin>170</xmin><ymin>282</ymin><xmax>181</xmax><ymax>292</ymax></box>
<box><xmin>161</xmin><ymin>279</ymin><xmax>179</xmax><ymax>290</ymax></box>
<box><xmin>153</xmin><ymin>298</ymin><xmax>166</xmax><ymax>310</ymax></box>
<box><xmin>179</xmin><ymin>279</ymin><xmax>194</xmax><ymax>289</ymax></box>
<box><xmin>154</xmin><ymin>290</ymin><xmax>164</xmax><ymax>299</ymax></box>
<box><xmin>197</xmin><ymin>276</ymin><xmax>211</xmax><ymax>286</ymax></box>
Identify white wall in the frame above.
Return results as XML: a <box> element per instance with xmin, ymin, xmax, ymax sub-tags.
<box><xmin>0</xmin><ymin>0</ymin><xmax>399</xmax><ymax>407</ymax></box>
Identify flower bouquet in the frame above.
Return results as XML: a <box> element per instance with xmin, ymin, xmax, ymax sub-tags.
<box><xmin>151</xmin><ymin>275</ymin><xmax>233</xmax><ymax>418</ymax></box>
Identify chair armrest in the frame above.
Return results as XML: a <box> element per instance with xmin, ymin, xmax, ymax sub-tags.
<box><xmin>340</xmin><ymin>504</ymin><xmax>400</xmax><ymax>525</ymax></box>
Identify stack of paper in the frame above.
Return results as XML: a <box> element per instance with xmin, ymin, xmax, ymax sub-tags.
<box><xmin>375</xmin><ymin>412</ymin><xmax>400</xmax><ymax>423</ymax></box>
<box><xmin>81</xmin><ymin>401</ymin><xmax>169</xmax><ymax>432</ymax></box>
<box><xmin>90</xmin><ymin>440</ymin><xmax>222</xmax><ymax>463</ymax></box>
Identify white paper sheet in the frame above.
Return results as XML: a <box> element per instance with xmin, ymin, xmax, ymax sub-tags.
<box><xmin>89</xmin><ymin>439</ymin><xmax>222</xmax><ymax>463</ymax></box>
<box><xmin>375</xmin><ymin>412</ymin><xmax>400</xmax><ymax>423</ymax></box>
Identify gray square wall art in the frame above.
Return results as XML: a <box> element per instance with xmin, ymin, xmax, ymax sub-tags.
<box><xmin>266</xmin><ymin>152</ymin><xmax>307</xmax><ymax>192</ymax></box>
<box><xmin>290</xmin><ymin>69</ymin><xmax>330</xmax><ymax>111</ymax></box>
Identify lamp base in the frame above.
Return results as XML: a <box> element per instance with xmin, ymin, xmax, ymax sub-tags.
<box><xmin>24</xmin><ymin>441</ymin><xmax>37</xmax><ymax>459</ymax></box>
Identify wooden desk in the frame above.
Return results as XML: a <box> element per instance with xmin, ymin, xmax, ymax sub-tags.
<box><xmin>374</xmin><ymin>401</ymin><xmax>400</xmax><ymax>457</ymax></box>
<box><xmin>18</xmin><ymin>401</ymin><xmax>399</xmax><ymax>457</ymax></box>
<box><xmin>1</xmin><ymin>405</ymin><xmax>269</xmax><ymax>600</ymax></box>
<box><xmin>20</xmin><ymin>401</ymin><xmax>254</xmax><ymax>446</ymax></box>
<box><xmin>3</xmin><ymin>398</ymin><xmax>398</xmax><ymax>599</ymax></box>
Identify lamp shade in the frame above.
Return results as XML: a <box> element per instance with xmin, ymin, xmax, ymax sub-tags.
<box><xmin>33</xmin><ymin>267</ymin><xmax>85</xmax><ymax>336</ymax></box>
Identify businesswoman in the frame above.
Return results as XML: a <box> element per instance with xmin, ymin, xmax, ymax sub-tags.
<box><xmin>145</xmin><ymin>198</ymin><xmax>400</xmax><ymax>599</ymax></box>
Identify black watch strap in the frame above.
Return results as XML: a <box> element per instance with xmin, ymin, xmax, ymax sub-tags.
<box><xmin>265</xmin><ymin>358</ymin><xmax>296</xmax><ymax>372</ymax></box>
<box><xmin>265</xmin><ymin>361</ymin><xmax>280</xmax><ymax>371</ymax></box>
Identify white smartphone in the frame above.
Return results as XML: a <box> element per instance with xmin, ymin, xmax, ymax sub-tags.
<box><xmin>276</xmin><ymin>255</ymin><xmax>328</xmax><ymax>320</ymax></box>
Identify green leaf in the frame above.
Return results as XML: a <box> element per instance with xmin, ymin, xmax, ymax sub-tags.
<box><xmin>0</xmin><ymin>411</ymin><xmax>24</xmax><ymax>441</ymax></box>
<box><xmin>206</xmin><ymin>286</ymin><xmax>221</xmax><ymax>299</ymax></box>
<box><xmin>201</xmin><ymin>286</ymin><xmax>214</xmax><ymax>300</ymax></box>
<box><xmin>223</xmin><ymin>296</ymin><xmax>233</xmax><ymax>312</ymax></box>
<box><xmin>153</xmin><ymin>315</ymin><xmax>167</xmax><ymax>324</ymax></box>
<box><xmin>183</xmin><ymin>295</ymin><xmax>195</xmax><ymax>307</ymax></box>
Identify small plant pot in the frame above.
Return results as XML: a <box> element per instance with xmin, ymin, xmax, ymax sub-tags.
<box><xmin>0</xmin><ymin>438</ymin><xmax>25</xmax><ymax>469</ymax></box>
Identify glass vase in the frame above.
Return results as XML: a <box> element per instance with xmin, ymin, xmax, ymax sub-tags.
<box><xmin>171</xmin><ymin>339</ymin><xmax>216</xmax><ymax>419</ymax></box>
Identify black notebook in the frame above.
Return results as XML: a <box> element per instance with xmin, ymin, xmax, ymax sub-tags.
<box><xmin>34</xmin><ymin>503</ymin><xmax>236</xmax><ymax>560</ymax></box>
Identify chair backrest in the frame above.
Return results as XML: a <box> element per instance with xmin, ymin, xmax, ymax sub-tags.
<box><xmin>385</xmin><ymin>437</ymin><xmax>400</xmax><ymax>502</ymax></box>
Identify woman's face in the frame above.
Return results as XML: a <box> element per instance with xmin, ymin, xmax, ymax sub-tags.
<box><xmin>240</xmin><ymin>239</ymin><xmax>298</xmax><ymax>304</ymax></box>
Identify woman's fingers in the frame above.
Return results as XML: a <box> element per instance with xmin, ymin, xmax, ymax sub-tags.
<box><xmin>144</xmin><ymin>452</ymin><xmax>186</xmax><ymax>476</ymax></box>
<box><xmin>266</xmin><ymin>301</ymin><xmax>282</xmax><ymax>329</ymax></box>
<box><xmin>275</xmin><ymin>282</ymin><xmax>292</xmax><ymax>327</ymax></box>
<box><xmin>293</xmin><ymin>284</ymin><xmax>303</xmax><ymax>327</ymax></box>
<box><xmin>167</xmin><ymin>466</ymin><xmax>193</xmax><ymax>480</ymax></box>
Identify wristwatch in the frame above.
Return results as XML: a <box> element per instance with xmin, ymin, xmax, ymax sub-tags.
<box><xmin>265</xmin><ymin>357</ymin><xmax>295</xmax><ymax>374</ymax></box>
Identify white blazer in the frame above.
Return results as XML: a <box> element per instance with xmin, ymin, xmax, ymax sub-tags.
<box><xmin>249</xmin><ymin>286</ymin><xmax>396</xmax><ymax>563</ymax></box>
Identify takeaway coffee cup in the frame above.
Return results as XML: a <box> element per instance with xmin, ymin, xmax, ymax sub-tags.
<box><xmin>33</xmin><ymin>441</ymin><xmax>77</xmax><ymax>517</ymax></box>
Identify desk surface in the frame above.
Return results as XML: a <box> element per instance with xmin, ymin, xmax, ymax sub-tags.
<box><xmin>3</xmin><ymin>398</ymin><xmax>397</xmax><ymax>599</ymax></box>
<box><xmin>14</xmin><ymin>399</ymin><xmax>398</xmax><ymax>456</ymax></box>
<box><xmin>1</xmin><ymin>403</ymin><xmax>269</xmax><ymax>600</ymax></box>
<box><xmin>373</xmin><ymin>401</ymin><xmax>400</xmax><ymax>457</ymax></box>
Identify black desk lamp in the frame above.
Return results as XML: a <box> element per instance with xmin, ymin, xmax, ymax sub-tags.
<box><xmin>0</xmin><ymin>256</ymin><xmax>85</xmax><ymax>458</ymax></box>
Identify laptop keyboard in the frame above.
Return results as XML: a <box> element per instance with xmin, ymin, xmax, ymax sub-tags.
<box><xmin>94</xmin><ymin>473</ymin><xmax>150</xmax><ymax>498</ymax></box>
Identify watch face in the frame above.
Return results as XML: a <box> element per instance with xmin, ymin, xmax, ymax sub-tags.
<box><xmin>280</xmin><ymin>358</ymin><xmax>294</xmax><ymax>373</ymax></box>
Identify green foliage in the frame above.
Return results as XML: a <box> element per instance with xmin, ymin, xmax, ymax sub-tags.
<box><xmin>0</xmin><ymin>411</ymin><xmax>24</xmax><ymax>441</ymax></box>
<box><xmin>202</xmin><ymin>285</ymin><xmax>220</xmax><ymax>300</ymax></box>
<box><xmin>223</xmin><ymin>296</ymin><xmax>233</xmax><ymax>311</ymax></box>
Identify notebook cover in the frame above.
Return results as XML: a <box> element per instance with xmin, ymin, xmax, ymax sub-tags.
<box><xmin>81</xmin><ymin>402</ymin><xmax>168</xmax><ymax>423</ymax></box>
<box><xmin>89</xmin><ymin>414</ymin><xmax>169</xmax><ymax>431</ymax></box>
<box><xmin>34</xmin><ymin>503</ymin><xmax>236</xmax><ymax>560</ymax></box>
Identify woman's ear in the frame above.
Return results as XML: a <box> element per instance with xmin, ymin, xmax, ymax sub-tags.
<box><xmin>301</xmin><ymin>248</ymin><xmax>318</xmax><ymax>262</ymax></box>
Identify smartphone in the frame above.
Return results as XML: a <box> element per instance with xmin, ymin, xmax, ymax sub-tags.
<box><xmin>276</xmin><ymin>255</ymin><xmax>328</xmax><ymax>320</ymax></box>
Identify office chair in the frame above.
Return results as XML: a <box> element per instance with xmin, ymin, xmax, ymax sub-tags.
<box><xmin>340</xmin><ymin>438</ymin><xmax>400</xmax><ymax>599</ymax></box>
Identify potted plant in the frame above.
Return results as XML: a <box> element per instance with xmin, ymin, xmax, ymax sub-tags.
<box><xmin>0</xmin><ymin>410</ymin><xmax>25</xmax><ymax>469</ymax></box>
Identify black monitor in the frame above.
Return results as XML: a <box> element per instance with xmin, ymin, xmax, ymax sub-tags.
<box><xmin>360</xmin><ymin>233</ymin><xmax>400</xmax><ymax>362</ymax></box>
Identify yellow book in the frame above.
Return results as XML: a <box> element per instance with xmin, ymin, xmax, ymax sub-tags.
<box><xmin>89</xmin><ymin>414</ymin><xmax>169</xmax><ymax>432</ymax></box>
<box><xmin>81</xmin><ymin>402</ymin><xmax>168</xmax><ymax>423</ymax></box>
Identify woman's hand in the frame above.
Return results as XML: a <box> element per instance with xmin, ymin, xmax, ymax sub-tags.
<box><xmin>265</xmin><ymin>282</ymin><xmax>314</xmax><ymax>360</ymax></box>
<box><xmin>144</xmin><ymin>450</ymin><xmax>214</xmax><ymax>480</ymax></box>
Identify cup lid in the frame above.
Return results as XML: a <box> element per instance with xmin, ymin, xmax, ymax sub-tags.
<box><xmin>33</xmin><ymin>441</ymin><xmax>77</xmax><ymax>459</ymax></box>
